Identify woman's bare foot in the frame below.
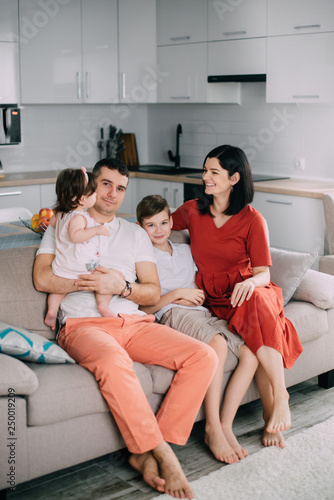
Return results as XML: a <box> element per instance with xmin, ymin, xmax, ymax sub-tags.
<box><xmin>97</xmin><ymin>303</ymin><xmax>117</xmax><ymax>318</ymax></box>
<box><xmin>129</xmin><ymin>451</ymin><xmax>165</xmax><ymax>493</ymax></box>
<box><xmin>44</xmin><ymin>310</ymin><xmax>57</xmax><ymax>330</ymax></box>
<box><xmin>205</xmin><ymin>424</ymin><xmax>240</xmax><ymax>464</ymax></box>
<box><xmin>265</xmin><ymin>392</ymin><xmax>291</xmax><ymax>434</ymax></box>
<box><xmin>262</xmin><ymin>427</ymin><xmax>286</xmax><ymax>448</ymax></box>
<box><xmin>152</xmin><ymin>441</ymin><xmax>194</xmax><ymax>499</ymax></box>
<box><xmin>221</xmin><ymin>424</ymin><xmax>248</xmax><ymax>460</ymax></box>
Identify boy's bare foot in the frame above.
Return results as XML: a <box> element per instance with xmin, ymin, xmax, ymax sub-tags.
<box><xmin>221</xmin><ymin>425</ymin><xmax>248</xmax><ymax>460</ymax></box>
<box><xmin>129</xmin><ymin>451</ymin><xmax>165</xmax><ymax>493</ymax></box>
<box><xmin>205</xmin><ymin>424</ymin><xmax>240</xmax><ymax>464</ymax></box>
<box><xmin>97</xmin><ymin>303</ymin><xmax>117</xmax><ymax>318</ymax></box>
<box><xmin>262</xmin><ymin>427</ymin><xmax>286</xmax><ymax>448</ymax></box>
<box><xmin>152</xmin><ymin>441</ymin><xmax>194</xmax><ymax>499</ymax></box>
<box><xmin>44</xmin><ymin>310</ymin><xmax>57</xmax><ymax>330</ymax></box>
<box><xmin>265</xmin><ymin>393</ymin><xmax>291</xmax><ymax>434</ymax></box>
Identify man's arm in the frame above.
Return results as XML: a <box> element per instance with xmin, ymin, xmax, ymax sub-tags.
<box><xmin>33</xmin><ymin>253</ymin><xmax>78</xmax><ymax>293</ymax></box>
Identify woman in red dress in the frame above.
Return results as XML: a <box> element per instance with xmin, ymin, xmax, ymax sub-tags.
<box><xmin>172</xmin><ymin>145</ymin><xmax>303</xmax><ymax>448</ymax></box>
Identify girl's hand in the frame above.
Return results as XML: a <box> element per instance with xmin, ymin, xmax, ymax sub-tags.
<box><xmin>96</xmin><ymin>226</ymin><xmax>110</xmax><ymax>237</ymax></box>
<box><xmin>230</xmin><ymin>279</ymin><xmax>256</xmax><ymax>308</ymax></box>
<box><xmin>172</xmin><ymin>288</ymin><xmax>205</xmax><ymax>306</ymax></box>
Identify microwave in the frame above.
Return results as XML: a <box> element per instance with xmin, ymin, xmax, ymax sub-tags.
<box><xmin>0</xmin><ymin>106</ymin><xmax>21</xmax><ymax>145</ymax></box>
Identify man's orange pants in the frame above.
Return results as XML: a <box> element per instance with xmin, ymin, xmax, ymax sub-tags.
<box><xmin>58</xmin><ymin>314</ymin><xmax>218</xmax><ymax>454</ymax></box>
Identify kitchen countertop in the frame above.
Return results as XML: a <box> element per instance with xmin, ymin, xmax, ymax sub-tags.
<box><xmin>1</xmin><ymin>170</ymin><xmax>334</xmax><ymax>199</ymax></box>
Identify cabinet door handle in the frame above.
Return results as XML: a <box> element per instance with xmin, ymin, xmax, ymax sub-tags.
<box><xmin>0</xmin><ymin>191</ymin><xmax>22</xmax><ymax>197</ymax></box>
<box><xmin>223</xmin><ymin>30</ymin><xmax>247</xmax><ymax>36</ymax></box>
<box><xmin>173</xmin><ymin>188</ymin><xmax>179</xmax><ymax>208</ymax></box>
<box><xmin>266</xmin><ymin>199</ymin><xmax>293</xmax><ymax>206</ymax></box>
<box><xmin>170</xmin><ymin>96</ymin><xmax>191</xmax><ymax>100</ymax></box>
<box><xmin>292</xmin><ymin>95</ymin><xmax>320</xmax><ymax>99</ymax></box>
<box><xmin>294</xmin><ymin>24</ymin><xmax>321</xmax><ymax>30</ymax></box>
<box><xmin>121</xmin><ymin>73</ymin><xmax>126</xmax><ymax>100</ymax></box>
<box><xmin>169</xmin><ymin>36</ymin><xmax>190</xmax><ymax>41</ymax></box>
<box><xmin>76</xmin><ymin>72</ymin><xmax>81</xmax><ymax>100</ymax></box>
<box><xmin>85</xmin><ymin>72</ymin><xmax>91</xmax><ymax>99</ymax></box>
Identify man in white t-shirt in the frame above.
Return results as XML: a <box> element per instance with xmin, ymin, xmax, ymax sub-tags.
<box><xmin>33</xmin><ymin>158</ymin><xmax>218</xmax><ymax>500</ymax></box>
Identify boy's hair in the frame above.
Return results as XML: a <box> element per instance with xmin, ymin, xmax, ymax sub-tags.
<box><xmin>53</xmin><ymin>168</ymin><xmax>97</xmax><ymax>213</ymax></box>
<box><xmin>136</xmin><ymin>195</ymin><xmax>171</xmax><ymax>226</ymax></box>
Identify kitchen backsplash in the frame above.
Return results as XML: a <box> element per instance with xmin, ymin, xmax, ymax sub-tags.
<box><xmin>1</xmin><ymin>83</ymin><xmax>333</xmax><ymax>180</ymax></box>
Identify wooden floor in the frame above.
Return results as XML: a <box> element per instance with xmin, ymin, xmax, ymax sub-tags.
<box><xmin>7</xmin><ymin>377</ymin><xmax>334</xmax><ymax>500</ymax></box>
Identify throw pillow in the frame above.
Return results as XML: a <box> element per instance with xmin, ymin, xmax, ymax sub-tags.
<box><xmin>0</xmin><ymin>322</ymin><xmax>75</xmax><ymax>364</ymax></box>
<box><xmin>270</xmin><ymin>247</ymin><xmax>318</xmax><ymax>306</ymax></box>
<box><xmin>292</xmin><ymin>269</ymin><xmax>334</xmax><ymax>310</ymax></box>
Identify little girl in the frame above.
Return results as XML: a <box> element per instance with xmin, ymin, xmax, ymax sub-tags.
<box><xmin>44</xmin><ymin>167</ymin><xmax>114</xmax><ymax>330</ymax></box>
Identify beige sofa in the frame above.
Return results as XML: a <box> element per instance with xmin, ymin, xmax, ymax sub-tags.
<box><xmin>1</xmin><ymin>236</ymin><xmax>334</xmax><ymax>495</ymax></box>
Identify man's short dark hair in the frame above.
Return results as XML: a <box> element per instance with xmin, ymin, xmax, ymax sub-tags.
<box><xmin>93</xmin><ymin>157</ymin><xmax>129</xmax><ymax>178</ymax></box>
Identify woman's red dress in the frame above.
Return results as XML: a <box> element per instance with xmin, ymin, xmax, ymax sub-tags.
<box><xmin>172</xmin><ymin>200</ymin><xmax>303</xmax><ymax>369</ymax></box>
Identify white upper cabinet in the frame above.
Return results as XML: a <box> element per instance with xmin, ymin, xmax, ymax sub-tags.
<box><xmin>118</xmin><ymin>0</ymin><xmax>157</xmax><ymax>103</ymax></box>
<box><xmin>157</xmin><ymin>0</ymin><xmax>207</xmax><ymax>45</ymax></box>
<box><xmin>208</xmin><ymin>0</ymin><xmax>267</xmax><ymax>41</ymax></box>
<box><xmin>268</xmin><ymin>0</ymin><xmax>334</xmax><ymax>36</ymax></box>
<box><xmin>0</xmin><ymin>0</ymin><xmax>19</xmax><ymax>41</ymax></box>
<box><xmin>19</xmin><ymin>0</ymin><xmax>118</xmax><ymax>104</ymax></box>
<box><xmin>157</xmin><ymin>43</ymin><xmax>207</xmax><ymax>103</ymax></box>
<box><xmin>266</xmin><ymin>32</ymin><xmax>334</xmax><ymax>103</ymax></box>
<box><xmin>0</xmin><ymin>42</ymin><xmax>20</xmax><ymax>103</ymax></box>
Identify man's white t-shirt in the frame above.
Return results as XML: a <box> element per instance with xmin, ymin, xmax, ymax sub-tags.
<box><xmin>37</xmin><ymin>216</ymin><xmax>156</xmax><ymax>323</ymax></box>
<box><xmin>154</xmin><ymin>240</ymin><xmax>207</xmax><ymax>322</ymax></box>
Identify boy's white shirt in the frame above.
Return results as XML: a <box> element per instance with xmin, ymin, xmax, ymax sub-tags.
<box><xmin>154</xmin><ymin>240</ymin><xmax>207</xmax><ymax>322</ymax></box>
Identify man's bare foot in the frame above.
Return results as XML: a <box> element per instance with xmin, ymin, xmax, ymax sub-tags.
<box><xmin>221</xmin><ymin>424</ymin><xmax>248</xmax><ymax>460</ymax></box>
<box><xmin>205</xmin><ymin>424</ymin><xmax>240</xmax><ymax>463</ymax></box>
<box><xmin>44</xmin><ymin>310</ymin><xmax>57</xmax><ymax>330</ymax></box>
<box><xmin>97</xmin><ymin>303</ymin><xmax>117</xmax><ymax>318</ymax></box>
<box><xmin>265</xmin><ymin>393</ymin><xmax>291</xmax><ymax>434</ymax></box>
<box><xmin>262</xmin><ymin>427</ymin><xmax>286</xmax><ymax>448</ymax></box>
<box><xmin>129</xmin><ymin>451</ymin><xmax>165</xmax><ymax>493</ymax></box>
<box><xmin>152</xmin><ymin>441</ymin><xmax>194</xmax><ymax>499</ymax></box>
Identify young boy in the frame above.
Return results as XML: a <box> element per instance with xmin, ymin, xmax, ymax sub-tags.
<box><xmin>137</xmin><ymin>194</ymin><xmax>260</xmax><ymax>464</ymax></box>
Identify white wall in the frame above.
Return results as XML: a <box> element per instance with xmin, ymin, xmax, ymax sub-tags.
<box><xmin>0</xmin><ymin>103</ymin><xmax>149</xmax><ymax>174</ymax></box>
<box><xmin>147</xmin><ymin>83</ymin><xmax>334</xmax><ymax>180</ymax></box>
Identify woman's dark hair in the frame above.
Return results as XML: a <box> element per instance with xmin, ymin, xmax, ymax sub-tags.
<box><xmin>197</xmin><ymin>145</ymin><xmax>254</xmax><ymax>216</ymax></box>
<box><xmin>53</xmin><ymin>168</ymin><xmax>97</xmax><ymax>213</ymax></box>
<box><xmin>136</xmin><ymin>194</ymin><xmax>170</xmax><ymax>226</ymax></box>
<box><xmin>92</xmin><ymin>157</ymin><xmax>129</xmax><ymax>178</ymax></box>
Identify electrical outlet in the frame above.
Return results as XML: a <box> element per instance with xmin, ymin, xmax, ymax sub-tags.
<box><xmin>294</xmin><ymin>157</ymin><xmax>305</xmax><ymax>170</ymax></box>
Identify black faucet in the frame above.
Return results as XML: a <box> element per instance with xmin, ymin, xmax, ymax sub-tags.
<box><xmin>168</xmin><ymin>124</ymin><xmax>182</xmax><ymax>169</ymax></box>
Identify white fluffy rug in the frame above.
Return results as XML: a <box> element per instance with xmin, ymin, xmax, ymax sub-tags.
<box><xmin>153</xmin><ymin>417</ymin><xmax>334</xmax><ymax>500</ymax></box>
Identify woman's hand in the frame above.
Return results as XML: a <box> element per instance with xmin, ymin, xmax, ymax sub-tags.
<box><xmin>230</xmin><ymin>279</ymin><xmax>256</xmax><ymax>308</ymax></box>
<box><xmin>172</xmin><ymin>288</ymin><xmax>205</xmax><ymax>306</ymax></box>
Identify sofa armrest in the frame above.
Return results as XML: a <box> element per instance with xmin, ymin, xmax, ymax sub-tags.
<box><xmin>292</xmin><ymin>269</ymin><xmax>334</xmax><ymax>310</ymax></box>
<box><xmin>319</xmin><ymin>255</ymin><xmax>334</xmax><ymax>276</ymax></box>
<box><xmin>0</xmin><ymin>354</ymin><xmax>39</xmax><ymax>396</ymax></box>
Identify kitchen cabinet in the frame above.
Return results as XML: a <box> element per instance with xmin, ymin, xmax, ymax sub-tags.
<box><xmin>0</xmin><ymin>42</ymin><xmax>20</xmax><ymax>103</ymax></box>
<box><xmin>157</xmin><ymin>0</ymin><xmax>207</xmax><ymax>45</ymax></box>
<box><xmin>136</xmin><ymin>178</ymin><xmax>184</xmax><ymax>209</ymax></box>
<box><xmin>0</xmin><ymin>0</ymin><xmax>19</xmax><ymax>41</ymax></box>
<box><xmin>0</xmin><ymin>184</ymin><xmax>41</xmax><ymax>214</ymax></box>
<box><xmin>267</xmin><ymin>0</ymin><xmax>334</xmax><ymax>36</ymax></box>
<box><xmin>157</xmin><ymin>43</ymin><xmax>207</xmax><ymax>103</ymax></box>
<box><xmin>266</xmin><ymin>32</ymin><xmax>334</xmax><ymax>103</ymax></box>
<box><xmin>208</xmin><ymin>0</ymin><xmax>267</xmax><ymax>41</ymax></box>
<box><xmin>252</xmin><ymin>191</ymin><xmax>326</xmax><ymax>255</ymax></box>
<box><xmin>40</xmin><ymin>183</ymin><xmax>57</xmax><ymax>209</ymax></box>
<box><xmin>19</xmin><ymin>0</ymin><xmax>118</xmax><ymax>104</ymax></box>
<box><xmin>118</xmin><ymin>0</ymin><xmax>157</xmax><ymax>104</ymax></box>
<box><xmin>208</xmin><ymin>37</ymin><xmax>266</xmax><ymax>78</ymax></box>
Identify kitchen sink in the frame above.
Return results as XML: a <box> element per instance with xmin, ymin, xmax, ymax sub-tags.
<box><xmin>131</xmin><ymin>165</ymin><xmax>201</xmax><ymax>176</ymax></box>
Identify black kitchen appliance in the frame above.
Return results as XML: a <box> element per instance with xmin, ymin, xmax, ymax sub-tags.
<box><xmin>0</xmin><ymin>106</ymin><xmax>21</xmax><ymax>145</ymax></box>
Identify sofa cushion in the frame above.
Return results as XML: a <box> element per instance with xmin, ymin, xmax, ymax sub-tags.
<box><xmin>270</xmin><ymin>247</ymin><xmax>317</xmax><ymax>306</ymax></box>
<box><xmin>292</xmin><ymin>269</ymin><xmax>334</xmax><ymax>310</ymax></box>
<box><xmin>284</xmin><ymin>301</ymin><xmax>328</xmax><ymax>343</ymax></box>
<box><xmin>26</xmin><ymin>361</ymin><xmax>154</xmax><ymax>426</ymax></box>
<box><xmin>0</xmin><ymin>322</ymin><xmax>75</xmax><ymax>364</ymax></box>
<box><xmin>0</xmin><ymin>353</ymin><xmax>38</xmax><ymax>396</ymax></box>
<box><xmin>0</xmin><ymin>247</ymin><xmax>54</xmax><ymax>340</ymax></box>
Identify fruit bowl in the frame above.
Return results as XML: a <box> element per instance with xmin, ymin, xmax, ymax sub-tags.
<box><xmin>19</xmin><ymin>218</ymin><xmax>45</xmax><ymax>235</ymax></box>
